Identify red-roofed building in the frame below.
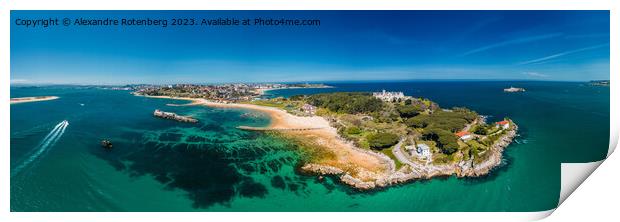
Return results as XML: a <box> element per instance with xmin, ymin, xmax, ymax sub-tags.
<box><xmin>455</xmin><ymin>131</ymin><xmax>473</xmax><ymax>141</ymax></box>
<box><xmin>496</xmin><ymin>120</ymin><xmax>510</xmax><ymax>129</ymax></box>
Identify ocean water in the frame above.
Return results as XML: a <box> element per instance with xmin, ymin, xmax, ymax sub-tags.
<box><xmin>10</xmin><ymin>81</ymin><xmax>610</xmax><ymax>212</ymax></box>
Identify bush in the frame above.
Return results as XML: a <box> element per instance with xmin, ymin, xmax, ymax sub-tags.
<box><xmin>367</xmin><ymin>132</ymin><xmax>400</xmax><ymax>150</ymax></box>
<box><xmin>396</xmin><ymin>105</ymin><xmax>422</xmax><ymax>118</ymax></box>
<box><xmin>473</xmin><ymin>124</ymin><xmax>489</xmax><ymax>135</ymax></box>
<box><xmin>423</xmin><ymin>127</ymin><xmax>459</xmax><ymax>155</ymax></box>
<box><xmin>346</xmin><ymin>126</ymin><xmax>362</xmax><ymax>135</ymax></box>
<box><xmin>405</xmin><ymin>115</ymin><xmax>429</xmax><ymax>128</ymax></box>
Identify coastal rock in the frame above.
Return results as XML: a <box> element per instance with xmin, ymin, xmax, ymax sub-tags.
<box><xmin>303</xmin><ymin>123</ymin><xmax>519</xmax><ymax>190</ymax></box>
<box><xmin>340</xmin><ymin>174</ymin><xmax>376</xmax><ymax>190</ymax></box>
<box><xmin>300</xmin><ymin>164</ymin><xmax>344</xmax><ymax>175</ymax></box>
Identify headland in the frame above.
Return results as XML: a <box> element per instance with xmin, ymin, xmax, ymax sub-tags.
<box><xmin>133</xmin><ymin>84</ymin><xmax>517</xmax><ymax>190</ymax></box>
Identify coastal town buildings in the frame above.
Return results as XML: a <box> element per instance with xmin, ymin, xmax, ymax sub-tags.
<box><xmin>133</xmin><ymin>83</ymin><xmax>329</xmax><ymax>103</ymax></box>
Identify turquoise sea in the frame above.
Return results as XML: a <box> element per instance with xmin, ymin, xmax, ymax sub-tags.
<box><xmin>10</xmin><ymin>81</ymin><xmax>609</xmax><ymax>212</ymax></box>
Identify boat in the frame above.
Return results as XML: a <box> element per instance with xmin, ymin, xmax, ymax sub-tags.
<box><xmin>101</xmin><ymin>140</ymin><xmax>113</xmax><ymax>149</ymax></box>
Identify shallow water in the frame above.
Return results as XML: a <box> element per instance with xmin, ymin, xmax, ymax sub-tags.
<box><xmin>10</xmin><ymin>81</ymin><xmax>609</xmax><ymax>212</ymax></box>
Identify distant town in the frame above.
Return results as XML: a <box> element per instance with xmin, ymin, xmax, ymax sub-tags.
<box><xmin>127</xmin><ymin>83</ymin><xmax>331</xmax><ymax>103</ymax></box>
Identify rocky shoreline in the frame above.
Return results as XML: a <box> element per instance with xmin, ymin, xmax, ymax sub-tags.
<box><xmin>138</xmin><ymin>93</ymin><xmax>518</xmax><ymax>190</ymax></box>
<box><xmin>300</xmin><ymin>123</ymin><xmax>518</xmax><ymax>190</ymax></box>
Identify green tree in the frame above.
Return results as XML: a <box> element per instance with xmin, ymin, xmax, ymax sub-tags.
<box><xmin>307</xmin><ymin>92</ymin><xmax>383</xmax><ymax>114</ymax></box>
<box><xmin>474</xmin><ymin>124</ymin><xmax>489</xmax><ymax>135</ymax></box>
<box><xmin>367</xmin><ymin>133</ymin><xmax>400</xmax><ymax>150</ymax></box>
<box><xmin>396</xmin><ymin>105</ymin><xmax>422</xmax><ymax>118</ymax></box>
<box><xmin>423</xmin><ymin>127</ymin><xmax>459</xmax><ymax>154</ymax></box>
<box><xmin>405</xmin><ymin>115</ymin><xmax>429</xmax><ymax>128</ymax></box>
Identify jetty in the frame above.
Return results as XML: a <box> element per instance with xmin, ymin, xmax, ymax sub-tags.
<box><xmin>153</xmin><ymin>109</ymin><xmax>198</xmax><ymax>123</ymax></box>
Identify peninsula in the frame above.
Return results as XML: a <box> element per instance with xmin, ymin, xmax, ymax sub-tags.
<box><xmin>135</xmin><ymin>85</ymin><xmax>517</xmax><ymax>190</ymax></box>
<box><xmin>10</xmin><ymin>96</ymin><xmax>59</xmax><ymax>104</ymax></box>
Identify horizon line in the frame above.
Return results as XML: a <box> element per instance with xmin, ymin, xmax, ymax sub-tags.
<box><xmin>9</xmin><ymin>78</ymin><xmax>603</xmax><ymax>87</ymax></box>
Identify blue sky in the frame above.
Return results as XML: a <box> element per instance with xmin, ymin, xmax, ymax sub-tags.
<box><xmin>11</xmin><ymin>11</ymin><xmax>610</xmax><ymax>84</ymax></box>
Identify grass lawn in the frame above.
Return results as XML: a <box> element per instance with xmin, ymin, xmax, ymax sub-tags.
<box><xmin>380</xmin><ymin>147</ymin><xmax>404</xmax><ymax>170</ymax></box>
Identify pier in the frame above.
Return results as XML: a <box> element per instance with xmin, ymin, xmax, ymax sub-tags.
<box><xmin>153</xmin><ymin>109</ymin><xmax>198</xmax><ymax>123</ymax></box>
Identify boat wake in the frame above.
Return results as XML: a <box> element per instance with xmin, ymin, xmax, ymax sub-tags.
<box><xmin>11</xmin><ymin>120</ymin><xmax>69</xmax><ymax>177</ymax></box>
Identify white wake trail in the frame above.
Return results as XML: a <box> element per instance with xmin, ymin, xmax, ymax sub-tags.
<box><xmin>45</xmin><ymin>121</ymin><xmax>68</xmax><ymax>150</ymax></box>
<box><xmin>11</xmin><ymin>120</ymin><xmax>69</xmax><ymax>177</ymax></box>
<box><xmin>38</xmin><ymin>121</ymin><xmax>68</xmax><ymax>151</ymax></box>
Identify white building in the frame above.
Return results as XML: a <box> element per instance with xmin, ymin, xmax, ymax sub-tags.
<box><xmin>373</xmin><ymin>90</ymin><xmax>407</xmax><ymax>101</ymax></box>
<box><xmin>406</xmin><ymin>143</ymin><xmax>432</xmax><ymax>160</ymax></box>
<box><xmin>455</xmin><ymin>131</ymin><xmax>473</xmax><ymax>141</ymax></box>
<box><xmin>496</xmin><ymin>120</ymin><xmax>510</xmax><ymax>129</ymax></box>
<box><xmin>416</xmin><ymin>144</ymin><xmax>432</xmax><ymax>159</ymax></box>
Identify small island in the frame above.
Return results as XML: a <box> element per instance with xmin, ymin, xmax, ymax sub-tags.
<box><xmin>10</xmin><ymin>96</ymin><xmax>59</xmax><ymax>104</ymax></box>
<box><xmin>135</xmin><ymin>85</ymin><xmax>517</xmax><ymax>190</ymax></box>
<box><xmin>503</xmin><ymin>87</ymin><xmax>525</xmax><ymax>92</ymax></box>
<box><xmin>589</xmin><ymin>80</ymin><xmax>610</xmax><ymax>86</ymax></box>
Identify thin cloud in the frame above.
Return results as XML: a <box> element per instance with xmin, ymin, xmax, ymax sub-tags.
<box><xmin>518</xmin><ymin>43</ymin><xmax>609</xmax><ymax>65</ymax></box>
<box><xmin>565</xmin><ymin>33</ymin><xmax>609</xmax><ymax>39</ymax></box>
<box><xmin>522</xmin><ymin>72</ymin><xmax>549</xmax><ymax>78</ymax></box>
<box><xmin>460</xmin><ymin>33</ymin><xmax>563</xmax><ymax>56</ymax></box>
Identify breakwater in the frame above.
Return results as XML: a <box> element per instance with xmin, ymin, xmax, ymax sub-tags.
<box><xmin>153</xmin><ymin>109</ymin><xmax>198</xmax><ymax>123</ymax></box>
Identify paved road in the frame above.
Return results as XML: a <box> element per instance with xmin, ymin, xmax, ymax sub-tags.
<box><xmin>391</xmin><ymin>139</ymin><xmax>417</xmax><ymax>167</ymax></box>
<box><xmin>461</xmin><ymin>117</ymin><xmax>480</xmax><ymax>132</ymax></box>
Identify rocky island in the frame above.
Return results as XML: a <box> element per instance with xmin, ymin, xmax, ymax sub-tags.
<box><xmin>135</xmin><ymin>85</ymin><xmax>517</xmax><ymax>190</ymax></box>
<box><xmin>503</xmin><ymin>87</ymin><xmax>525</xmax><ymax>92</ymax></box>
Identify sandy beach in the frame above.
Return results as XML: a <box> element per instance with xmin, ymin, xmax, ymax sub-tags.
<box><xmin>138</xmin><ymin>94</ymin><xmax>393</xmax><ymax>183</ymax></box>
<box><xmin>10</xmin><ymin>96</ymin><xmax>59</xmax><ymax>104</ymax></box>
<box><xmin>137</xmin><ymin>93</ymin><xmax>517</xmax><ymax>189</ymax></box>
